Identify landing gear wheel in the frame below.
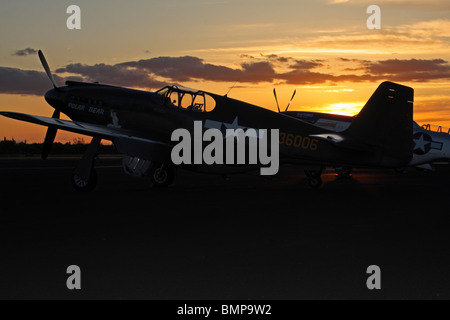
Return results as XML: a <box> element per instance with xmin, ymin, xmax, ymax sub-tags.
<box><xmin>335</xmin><ymin>166</ymin><xmax>353</xmax><ymax>177</ymax></box>
<box><xmin>305</xmin><ymin>169</ymin><xmax>322</xmax><ymax>179</ymax></box>
<box><xmin>150</xmin><ymin>164</ymin><xmax>174</xmax><ymax>188</ymax></box>
<box><xmin>72</xmin><ymin>169</ymin><xmax>98</xmax><ymax>192</ymax></box>
<box><xmin>308</xmin><ymin>176</ymin><xmax>323</xmax><ymax>188</ymax></box>
<box><xmin>305</xmin><ymin>169</ymin><xmax>323</xmax><ymax>189</ymax></box>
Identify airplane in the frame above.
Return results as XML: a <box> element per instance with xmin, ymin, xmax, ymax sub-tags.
<box><xmin>282</xmin><ymin>110</ymin><xmax>450</xmax><ymax>176</ymax></box>
<box><xmin>0</xmin><ymin>51</ymin><xmax>414</xmax><ymax>191</ymax></box>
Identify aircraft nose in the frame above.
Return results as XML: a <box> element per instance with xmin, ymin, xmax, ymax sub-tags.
<box><xmin>44</xmin><ymin>89</ymin><xmax>61</xmax><ymax>107</ymax></box>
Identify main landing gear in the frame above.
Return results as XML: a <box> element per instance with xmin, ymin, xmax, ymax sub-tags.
<box><xmin>72</xmin><ymin>169</ymin><xmax>98</xmax><ymax>192</ymax></box>
<box><xmin>305</xmin><ymin>169</ymin><xmax>323</xmax><ymax>188</ymax></box>
<box><xmin>122</xmin><ymin>156</ymin><xmax>175</xmax><ymax>188</ymax></box>
<box><xmin>71</xmin><ymin>137</ymin><xmax>101</xmax><ymax>192</ymax></box>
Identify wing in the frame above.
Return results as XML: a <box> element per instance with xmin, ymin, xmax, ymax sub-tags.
<box><xmin>0</xmin><ymin>111</ymin><xmax>164</xmax><ymax>143</ymax></box>
<box><xmin>0</xmin><ymin>111</ymin><xmax>173</xmax><ymax>162</ymax></box>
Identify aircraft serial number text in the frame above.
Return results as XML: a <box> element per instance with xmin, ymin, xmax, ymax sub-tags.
<box><xmin>279</xmin><ymin>132</ymin><xmax>319</xmax><ymax>151</ymax></box>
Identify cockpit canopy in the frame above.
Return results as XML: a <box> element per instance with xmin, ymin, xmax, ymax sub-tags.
<box><xmin>154</xmin><ymin>85</ymin><xmax>216</xmax><ymax>112</ymax></box>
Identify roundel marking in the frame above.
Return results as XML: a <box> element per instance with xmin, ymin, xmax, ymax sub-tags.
<box><xmin>413</xmin><ymin>132</ymin><xmax>432</xmax><ymax>155</ymax></box>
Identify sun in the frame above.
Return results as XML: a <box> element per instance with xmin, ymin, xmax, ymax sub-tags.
<box><xmin>319</xmin><ymin>103</ymin><xmax>364</xmax><ymax>116</ymax></box>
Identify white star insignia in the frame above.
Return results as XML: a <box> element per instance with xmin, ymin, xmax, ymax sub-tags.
<box><xmin>414</xmin><ymin>134</ymin><xmax>428</xmax><ymax>152</ymax></box>
<box><xmin>223</xmin><ymin>117</ymin><xmax>246</xmax><ymax>138</ymax></box>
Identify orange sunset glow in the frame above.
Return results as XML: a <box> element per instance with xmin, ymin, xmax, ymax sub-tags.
<box><xmin>1</xmin><ymin>0</ymin><xmax>450</xmax><ymax>142</ymax></box>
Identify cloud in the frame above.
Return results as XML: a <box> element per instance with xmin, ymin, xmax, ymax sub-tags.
<box><xmin>12</xmin><ymin>48</ymin><xmax>38</xmax><ymax>57</ymax></box>
<box><xmin>119</xmin><ymin>56</ymin><xmax>287</xmax><ymax>84</ymax></box>
<box><xmin>301</xmin><ymin>19</ymin><xmax>450</xmax><ymax>56</ymax></box>
<box><xmin>2</xmin><ymin>55</ymin><xmax>450</xmax><ymax>96</ymax></box>
<box><xmin>302</xmin><ymin>33</ymin><xmax>445</xmax><ymax>55</ymax></box>
<box><xmin>119</xmin><ymin>56</ymin><xmax>243</xmax><ymax>82</ymax></box>
<box><xmin>59</xmin><ymin>55</ymin><xmax>450</xmax><ymax>86</ymax></box>
<box><xmin>289</xmin><ymin>59</ymin><xmax>324</xmax><ymax>70</ymax></box>
<box><xmin>413</xmin><ymin>96</ymin><xmax>450</xmax><ymax>125</ymax></box>
<box><xmin>56</xmin><ymin>63</ymin><xmax>166</xmax><ymax>89</ymax></box>
<box><xmin>327</xmin><ymin>0</ymin><xmax>349</xmax><ymax>3</ymax></box>
<box><xmin>367</xmin><ymin>59</ymin><xmax>449</xmax><ymax>74</ymax></box>
<box><xmin>120</xmin><ymin>55</ymin><xmax>324</xmax><ymax>84</ymax></box>
<box><xmin>395</xmin><ymin>19</ymin><xmax>450</xmax><ymax>38</ymax></box>
<box><xmin>190</xmin><ymin>18</ymin><xmax>450</xmax><ymax>58</ymax></box>
<box><xmin>363</xmin><ymin>59</ymin><xmax>450</xmax><ymax>82</ymax></box>
<box><xmin>0</xmin><ymin>67</ymin><xmax>65</xmax><ymax>95</ymax></box>
<box><xmin>326</xmin><ymin>0</ymin><xmax>450</xmax><ymax>10</ymax></box>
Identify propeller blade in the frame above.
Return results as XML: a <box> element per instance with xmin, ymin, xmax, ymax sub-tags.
<box><xmin>38</xmin><ymin>50</ymin><xmax>58</xmax><ymax>89</ymax></box>
<box><xmin>52</xmin><ymin>109</ymin><xmax>60</xmax><ymax>119</ymax></box>
<box><xmin>41</xmin><ymin>110</ymin><xmax>60</xmax><ymax>160</ymax></box>
<box><xmin>273</xmin><ymin>88</ymin><xmax>281</xmax><ymax>113</ymax></box>
<box><xmin>285</xmin><ymin>90</ymin><xmax>297</xmax><ymax>112</ymax></box>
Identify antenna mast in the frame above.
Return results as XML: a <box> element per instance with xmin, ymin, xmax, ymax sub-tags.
<box><xmin>225</xmin><ymin>79</ymin><xmax>239</xmax><ymax>97</ymax></box>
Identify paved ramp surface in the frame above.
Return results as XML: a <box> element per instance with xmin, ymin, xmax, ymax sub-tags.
<box><xmin>0</xmin><ymin>156</ymin><xmax>449</xmax><ymax>299</ymax></box>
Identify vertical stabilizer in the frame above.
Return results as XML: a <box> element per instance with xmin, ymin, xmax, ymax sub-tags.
<box><xmin>345</xmin><ymin>82</ymin><xmax>414</xmax><ymax>167</ymax></box>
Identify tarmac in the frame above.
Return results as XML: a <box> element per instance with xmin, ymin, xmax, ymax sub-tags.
<box><xmin>0</xmin><ymin>155</ymin><xmax>449</xmax><ymax>300</ymax></box>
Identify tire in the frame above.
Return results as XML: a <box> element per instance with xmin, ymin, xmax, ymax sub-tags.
<box><xmin>308</xmin><ymin>177</ymin><xmax>323</xmax><ymax>188</ymax></box>
<box><xmin>150</xmin><ymin>165</ymin><xmax>174</xmax><ymax>188</ymax></box>
<box><xmin>305</xmin><ymin>169</ymin><xmax>322</xmax><ymax>179</ymax></box>
<box><xmin>335</xmin><ymin>166</ymin><xmax>353</xmax><ymax>177</ymax></box>
<box><xmin>72</xmin><ymin>169</ymin><xmax>98</xmax><ymax>192</ymax></box>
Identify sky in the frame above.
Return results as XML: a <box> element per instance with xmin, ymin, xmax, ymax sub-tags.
<box><xmin>1</xmin><ymin>0</ymin><xmax>450</xmax><ymax>142</ymax></box>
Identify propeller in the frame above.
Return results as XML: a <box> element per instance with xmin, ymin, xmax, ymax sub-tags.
<box><xmin>38</xmin><ymin>50</ymin><xmax>60</xmax><ymax>160</ymax></box>
<box><xmin>38</xmin><ymin>50</ymin><xmax>58</xmax><ymax>89</ymax></box>
<box><xmin>42</xmin><ymin>110</ymin><xmax>60</xmax><ymax>160</ymax></box>
<box><xmin>285</xmin><ymin>90</ymin><xmax>297</xmax><ymax>112</ymax></box>
<box><xmin>273</xmin><ymin>88</ymin><xmax>297</xmax><ymax>113</ymax></box>
<box><xmin>273</xmin><ymin>89</ymin><xmax>281</xmax><ymax>113</ymax></box>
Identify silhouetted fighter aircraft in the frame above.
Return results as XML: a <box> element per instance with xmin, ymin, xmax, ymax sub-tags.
<box><xmin>0</xmin><ymin>51</ymin><xmax>414</xmax><ymax>191</ymax></box>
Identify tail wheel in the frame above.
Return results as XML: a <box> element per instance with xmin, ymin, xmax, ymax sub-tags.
<box><xmin>150</xmin><ymin>164</ymin><xmax>174</xmax><ymax>188</ymax></box>
<box><xmin>305</xmin><ymin>169</ymin><xmax>322</xmax><ymax>179</ymax></box>
<box><xmin>72</xmin><ymin>169</ymin><xmax>98</xmax><ymax>192</ymax></box>
<box><xmin>335</xmin><ymin>166</ymin><xmax>353</xmax><ymax>177</ymax></box>
<box><xmin>305</xmin><ymin>169</ymin><xmax>323</xmax><ymax>188</ymax></box>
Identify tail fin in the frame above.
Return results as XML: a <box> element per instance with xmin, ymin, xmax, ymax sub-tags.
<box><xmin>345</xmin><ymin>81</ymin><xmax>414</xmax><ymax>167</ymax></box>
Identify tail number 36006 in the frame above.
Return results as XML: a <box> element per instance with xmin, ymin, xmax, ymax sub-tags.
<box><xmin>279</xmin><ymin>133</ymin><xmax>319</xmax><ymax>151</ymax></box>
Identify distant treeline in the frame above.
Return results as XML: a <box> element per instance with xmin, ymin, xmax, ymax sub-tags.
<box><xmin>0</xmin><ymin>138</ymin><xmax>118</xmax><ymax>155</ymax></box>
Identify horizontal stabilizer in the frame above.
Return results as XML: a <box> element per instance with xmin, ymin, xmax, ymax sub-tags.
<box><xmin>309</xmin><ymin>133</ymin><xmax>372</xmax><ymax>152</ymax></box>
